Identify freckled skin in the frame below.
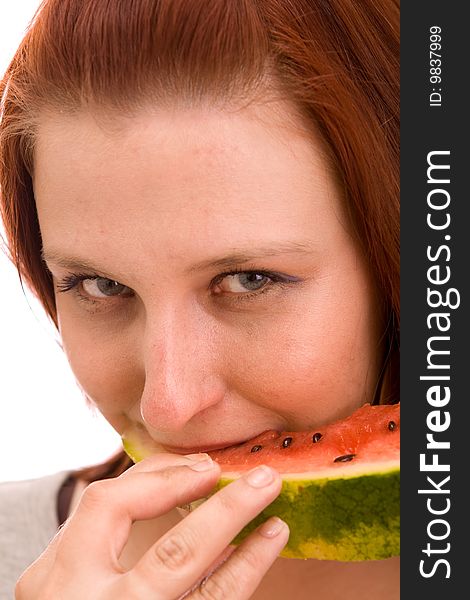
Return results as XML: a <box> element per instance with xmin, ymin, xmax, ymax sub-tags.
<box><xmin>33</xmin><ymin>101</ymin><xmax>384</xmax><ymax>453</ymax></box>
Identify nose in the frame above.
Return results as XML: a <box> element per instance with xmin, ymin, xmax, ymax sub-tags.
<box><xmin>138</xmin><ymin>302</ymin><xmax>225</xmax><ymax>433</ymax></box>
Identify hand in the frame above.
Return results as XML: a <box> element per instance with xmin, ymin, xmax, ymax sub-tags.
<box><xmin>16</xmin><ymin>453</ymin><xmax>289</xmax><ymax>599</ymax></box>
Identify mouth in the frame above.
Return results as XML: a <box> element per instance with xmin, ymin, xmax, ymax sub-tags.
<box><xmin>122</xmin><ymin>423</ymin><xmax>267</xmax><ymax>463</ymax></box>
<box><xmin>122</xmin><ymin>421</ymin><xmax>281</xmax><ymax>463</ymax></box>
<box><xmin>161</xmin><ymin>439</ymin><xmax>251</xmax><ymax>455</ymax></box>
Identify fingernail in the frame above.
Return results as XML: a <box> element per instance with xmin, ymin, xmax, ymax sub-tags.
<box><xmin>259</xmin><ymin>516</ymin><xmax>288</xmax><ymax>538</ymax></box>
<box><xmin>187</xmin><ymin>457</ymin><xmax>215</xmax><ymax>471</ymax></box>
<box><xmin>244</xmin><ymin>465</ymin><xmax>275</xmax><ymax>488</ymax></box>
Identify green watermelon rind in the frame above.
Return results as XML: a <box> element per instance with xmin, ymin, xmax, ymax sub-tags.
<box><xmin>122</xmin><ymin>404</ymin><xmax>400</xmax><ymax>562</ymax></box>
<box><xmin>214</xmin><ymin>465</ymin><xmax>400</xmax><ymax>561</ymax></box>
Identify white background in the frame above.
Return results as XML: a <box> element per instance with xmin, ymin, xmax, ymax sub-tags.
<box><xmin>0</xmin><ymin>2</ymin><xmax>121</xmax><ymax>482</ymax></box>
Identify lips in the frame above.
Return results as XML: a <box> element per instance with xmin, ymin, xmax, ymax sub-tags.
<box><xmin>161</xmin><ymin>439</ymin><xmax>250</xmax><ymax>454</ymax></box>
<box><xmin>123</xmin><ymin>421</ymin><xmax>279</xmax><ymax>462</ymax></box>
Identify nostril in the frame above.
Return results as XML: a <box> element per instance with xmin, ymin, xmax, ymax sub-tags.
<box><xmin>139</xmin><ymin>335</ymin><xmax>225</xmax><ymax>431</ymax></box>
<box><xmin>139</xmin><ymin>386</ymin><xmax>225</xmax><ymax>434</ymax></box>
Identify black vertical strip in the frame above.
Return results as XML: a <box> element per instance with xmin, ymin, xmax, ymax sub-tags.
<box><xmin>401</xmin><ymin>2</ymin><xmax>467</xmax><ymax>598</ymax></box>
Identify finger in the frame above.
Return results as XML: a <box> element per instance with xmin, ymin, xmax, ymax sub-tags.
<box><xmin>15</xmin><ymin>525</ymin><xmax>67</xmax><ymax>597</ymax></box>
<box><xmin>191</xmin><ymin>517</ymin><xmax>289</xmax><ymax>599</ymax></box>
<box><xmin>57</xmin><ymin>458</ymin><xmax>221</xmax><ymax>571</ymax></box>
<box><xmin>17</xmin><ymin>456</ymin><xmax>214</xmax><ymax>595</ymax></box>
<box><xmin>120</xmin><ymin>452</ymin><xmax>214</xmax><ymax>477</ymax></box>
<box><xmin>126</xmin><ymin>465</ymin><xmax>282</xmax><ymax>599</ymax></box>
<box><xmin>18</xmin><ymin>453</ymin><xmax>212</xmax><ymax>592</ymax></box>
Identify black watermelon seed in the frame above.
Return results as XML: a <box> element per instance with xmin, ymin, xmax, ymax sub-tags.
<box><xmin>312</xmin><ymin>432</ymin><xmax>323</xmax><ymax>443</ymax></box>
<box><xmin>388</xmin><ymin>420</ymin><xmax>397</xmax><ymax>431</ymax></box>
<box><xmin>250</xmin><ymin>445</ymin><xmax>262</xmax><ymax>453</ymax></box>
<box><xmin>282</xmin><ymin>437</ymin><xmax>293</xmax><ymax>448</ymax></box>
<box><xmin>334</xmin><ymin>453</ymin><xmax>356</xmax><ymax>463</ymax></box>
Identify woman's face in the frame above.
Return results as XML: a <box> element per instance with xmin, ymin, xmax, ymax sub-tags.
<box><xmin>34</xmin><ymin>101</ymin><xmax>384</xmax><ymax>453</ymax></box>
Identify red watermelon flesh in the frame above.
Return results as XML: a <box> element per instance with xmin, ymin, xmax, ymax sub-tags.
<box><xmin>208</xmin><ymin>402</ymin><xmax>399</xmax><ymax>474</ymax></box>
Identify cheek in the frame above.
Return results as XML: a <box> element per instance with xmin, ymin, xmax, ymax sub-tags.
<box><xmin>224</xmin><ymin>281</ymin><xmax>381</xmax><ymax>427</ymax></box>
<box><xmin>57</xmin><ymin>311</ymin><xmax>143</xmax><ymax>429</ymax></box>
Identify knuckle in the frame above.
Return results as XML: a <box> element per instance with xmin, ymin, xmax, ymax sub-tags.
<box><xmin>213</xmin><ymin>488</ymin><xmax>238</xmax><ymax>517</ymax></box>
<box><xmin>80</xmin><ymin>480</ymin><xmax>113</xmax><ymax>510</ymax></box>
<box><xmin>196</xmin><ymin>576</ymin><xmax>227</xmax><ymax>600</ymax></box>
<box><xmin>14</xmin><ymin>574</ymin><xmax>29</xmax><ymax>599</ymax></box>
<box><xmin>15</xmin><ymin>571</ymin><xmax>52</xmax><ymax>600</ymax></box>
<box><xmin>196</xmin><ymin>547</ymin><xmax>260</xmax><ymax>600</ymax></box>
<box><xmin>15</xmin><ymin>561</ymin><xmax>43</xmax><ymax>599</ymax></box>
<box><xmin>153</xmin><ymin>531</ymin><xmax>196</xmax><ymax>570</ymax></box>
<box><xmin>236</xmin><ymin>545</ymin><xmax>261</xmax><ymax>572</ymax></box>
<box><xmin>156</xmin><ymin>464</ymin><xmax>184</xmax><ymax>482</ymax></box>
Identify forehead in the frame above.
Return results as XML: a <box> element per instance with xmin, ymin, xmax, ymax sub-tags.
<box><xmin>33</xmin><ymin>104</ymin><xmax>344</xmax><ymax>269</ymax></box>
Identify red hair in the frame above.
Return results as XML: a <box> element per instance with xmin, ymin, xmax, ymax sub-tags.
<box><xmin>1</xmin><ymin>1</ymin><xmax>399</xmax><ymax>431</ymax></box>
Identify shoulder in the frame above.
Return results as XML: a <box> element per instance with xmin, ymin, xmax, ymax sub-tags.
<box><xmin>0</xmin><ymin>471</ymin><xmax>72</xmax><ymax>599</ymax></box>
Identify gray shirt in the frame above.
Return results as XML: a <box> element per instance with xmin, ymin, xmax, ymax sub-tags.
<box><xmin>0</xmin><ymin>471</ymin><xmax>70</xmax><ymax>599</ymax></box>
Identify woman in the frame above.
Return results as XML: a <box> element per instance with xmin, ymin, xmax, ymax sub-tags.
<box><xmin>0</xmin><ymin>0</ymin><xmax>399</xmax><ymax>598</ymax></box>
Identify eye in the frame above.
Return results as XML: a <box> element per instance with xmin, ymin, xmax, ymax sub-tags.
<box><xmin>213</xmin><ymin>272</ymin><xmax>272</xmax><ymax>294</ymax></box>
<box><xmin>55</xmin><ymin>273</ymin><xmax>134</xmax><ymax>299</ymax></box>
<box><xmin>82</xmin><ymin>278</ymin><xmax>132</xmax><ymax>298</ymax></box>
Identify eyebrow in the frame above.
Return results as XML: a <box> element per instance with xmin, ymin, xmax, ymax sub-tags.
<box><xmin>42</xmin><ymin>241</ymin><xmax>314</xmax><ymax>275</ymax></box>
<box><xmin>185</xmin><ymin>242</ymin><xmax>314</xmax><ymax>273</ymax></box>
<box><xmin>41</xmin><ymin>250</ymin><xmax>110</xmax><ymax>274</ymax></box>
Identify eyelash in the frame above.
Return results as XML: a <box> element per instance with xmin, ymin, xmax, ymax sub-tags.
<box><xmin>56</xmin><ymin>273</ymin><xmax>126</xmax><ymax>295</ymax></box>
<box><xmin>212</xmin><ymin>269</ymin><xmax>297</xmax><ymax>303</ymax></box>
<box><xmin>55</xmin><ymin>268</ymin><xmax>299</xmax><ymax>305</ymax></box>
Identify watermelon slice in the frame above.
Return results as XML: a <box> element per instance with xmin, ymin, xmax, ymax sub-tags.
<box><xmin>122</xmin><ymin>402</ymin><xmax>400</xmax><ymax>561</ymax></box>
